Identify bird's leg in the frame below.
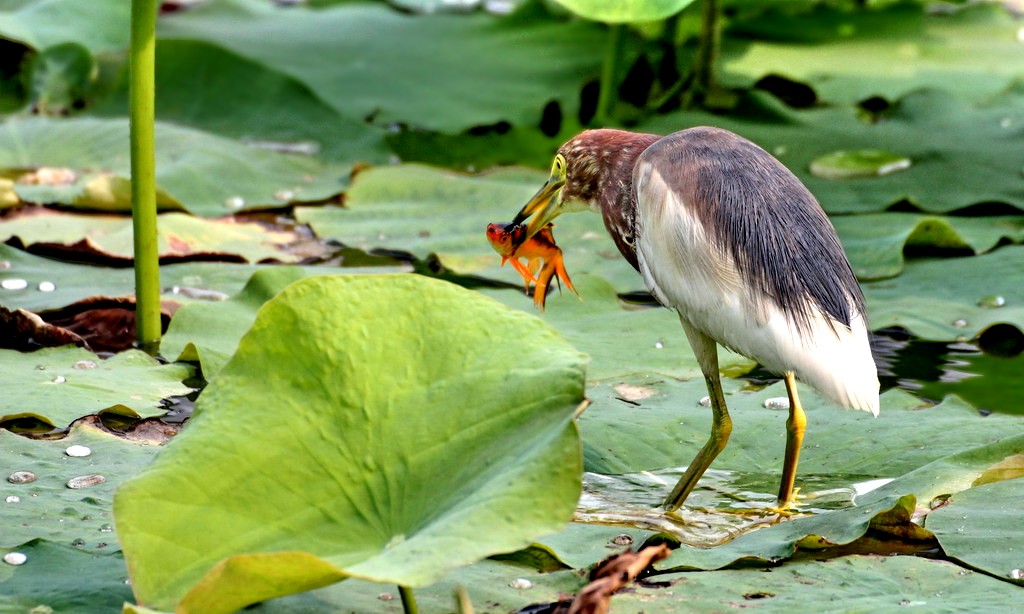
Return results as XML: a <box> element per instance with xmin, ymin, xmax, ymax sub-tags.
<box><xmin>776</xmin><ymin>372</ymin><xmax>806</xmax><ymax>509</ymax></box>
<box><xmin>664</xmin><ymin>372</ymin><xmax>732</xmax><ymax>511</ymax></box>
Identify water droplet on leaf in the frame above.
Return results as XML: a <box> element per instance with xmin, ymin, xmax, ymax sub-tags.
<box><xmin>37</xmin><ymin>281</ymin><xmax>55</xmax><ymax>292</ymax></box>
<box><xmin>977</xmin><ymin>295</ymin><xmax>1005</xmax><ymax>309</ymax></box>
<box><xmin>1</xmin><ymin>278</ymin><xmax>28</xmax><ymax>290</ymax></box>
<box><xmin>698</xmin><ymin>396</ymin><xmax>711</xmax><ymax>407</ymax></box>
<box><xmin>51</xmin><ymin>375</ymin><xmax>66</xmax><ymax>384</ymax></box>
<box><xmin>3</xmin><ymin>552</ymin><xmax>27</xmax><ymax>565</ymax></box>
<box><xmin>509</xmin><ymin>578</ymin><xmax>532</xmax><ymax>589</ymax></box>
<box><xmin>763</xmin><ymin>397</ymin><xmax>790</xmax><ymax>410</ymax></box>
<box><xmin>224</xmin><ymin>196</ymin><xmax>245</xmax><ymax>210</ymax></box>
<box><xmin>809</xmin><ymin>150</ymin><xmax>911</xmax><ymax>179</ymax></box>
<box><xmin>1009</xmin><ymin>569</ymin><xmax>1024</xmax><ymax>580</ymax></box>
<box><xmin>7</xmin><ymin>471</ymin><xmax>36</xmax><ymax>484</ymax></box>
<box><xmin>952</xmin><ymin>319</ymin><xmax>968</xmax><ymax>328</ymax></box>
<box><xmin>66</xmin><ymin>475</ymin><xmax>105</xmax><ymax>489</ymax></box>
<box><xmin>73</xmin><ymin>360</ymin><xmax>97</xmax><ymax>369</ymax></box>
<box><xmin>65</xmin><ymin>445</ymin><xmax>92</xmax><ymax>457</ymax></box>
<box><xmin>611</xmin><ymin>533</ymin><xmax>634</xmax><ymax>546</ymax></box>
<box><xmin>6</xmin><ymin>495</ymin><xmax>20</xmax><ymax>503</ymax></box>
<box><xmin>98</xmin><ymin>523</ymin><xmax>114</xmax><ymax>533</ymax></box>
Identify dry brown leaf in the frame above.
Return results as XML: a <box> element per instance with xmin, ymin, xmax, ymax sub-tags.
<box><xmin>566</xmin><ymin>543</ymin><xmax>672</xmax><ymax>614</ymax></box>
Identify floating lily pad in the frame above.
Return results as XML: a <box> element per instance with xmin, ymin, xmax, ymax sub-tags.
<box><xmin>485</xmin><ymin>275</ymin><xmax>753</xmax><ymax>381</ymax></box>
<box><xmin>862</xmin><ymin>245</ymin><xmax>1024</xmax><ymax>340</ymax></box>
<box><xmin>0</xmin><ymin>346</ymin><xmax>192</xmax><ymax>429</ymax></box>
<box><xmin>723</xmin><ymin>2</ymin><xmax>1024</xmax><ymax>104</ymax></box>
<box><xmin>927</xmin><ymin>478</ymin><xmax>1024</xmax><ymax>585</ymax></box>
<box><xmin>834</xmin><ymin>212</ymin><xmax>1024</xmax><ymax>280</ymax></box>
<box><xmin>630</xmin><ymin>555</ymin><xmax>1024</xmax><ymax>612</ymax></box>
<box><xmin>0</xmin><ymin>209</ymin><xmax>324</xmax><ymax>264</ymax></box>
<box><xmin>809</xmin><ymin>150</ymin><xmax>911</xmax><ymax>180</ymax></box>
<box><xmin>115</xmin><ymin>275</ymin><xmax>586</xmax><ymax>612</ymax></box>
<box><xmin>661</xmin><ymin>432</ymin><xmax>1024</xmax><ymax>570</ymax></box>
<box><xmin>0</xmin><ymin>424</ymin><xmax>163</xmax><ymax>549</ymax></box>
<box><xmin>0</xmin><ymin>539</ymin><xmax>132</xmax><ymax>613</ymax></box>
<box><xmin>640</xmin><ymin>88</ymin><xmax>1024</xmax><ymax>214</ymax></box>
<box><xmin>0</xmin><ymin>117</ymin><xmax>347</xmax><ymax>216</ymax></box>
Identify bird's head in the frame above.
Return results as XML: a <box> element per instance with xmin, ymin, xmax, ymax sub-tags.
<box><xmin>511</xmin><ymin>131</ymin><xmax>615</xmax><ymax>242</ymax></box>
<box><xmin>511</xmin><ymin>130</ymin><xmax>653</xmax><ymax>244</ymax></box>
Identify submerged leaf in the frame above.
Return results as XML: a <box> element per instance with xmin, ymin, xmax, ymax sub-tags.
<box><xmin>115</xmin><ymin>275</ymin><xmax>586</xmax><ymax>612</ymax></box>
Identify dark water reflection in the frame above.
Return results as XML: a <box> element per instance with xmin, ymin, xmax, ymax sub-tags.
<box><xmin>744</xmin><ymin>326</ymin><xmax>1024</xmax><ymax>415</ymax></box>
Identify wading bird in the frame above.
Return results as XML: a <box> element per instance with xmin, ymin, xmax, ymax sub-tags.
<box><xmin>511</xmin><ymin>127</ymin><xmax>879</xmax><ymax>511</ymax></box>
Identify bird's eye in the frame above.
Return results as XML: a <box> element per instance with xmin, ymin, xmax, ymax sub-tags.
<box><xmin>551</xmin><ymin>154</ymin><xmax>567</xmax><ymax>183</ymax></box>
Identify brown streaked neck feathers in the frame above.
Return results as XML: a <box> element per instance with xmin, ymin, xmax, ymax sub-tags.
<box><xmin>559</xmin><ymin>130</ymin><xmax>661</xmax><ymax>271</ymax></box>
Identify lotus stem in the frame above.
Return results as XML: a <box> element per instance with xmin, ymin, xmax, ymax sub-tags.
<box><xmin>399</xmin><ymin>585</ymin><xmax>419</xmax><ymax>614</ymax></box>
<box><xmin>595</xmin><ymin>23</ymin><xmax>622</xmax><ymax>125</ymax></box>
<box><xmin>129</xmin><ymin>0</ymin><xmax>162</xmax><ymax>354</ymax></box>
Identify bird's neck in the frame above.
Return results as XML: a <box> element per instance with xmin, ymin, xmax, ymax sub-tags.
<box><xmin>596</xmin><ymin>132</ymin><xmax>660</xmax><ymax>272</ymax></box>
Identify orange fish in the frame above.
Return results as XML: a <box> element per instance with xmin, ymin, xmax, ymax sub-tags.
<box><xmin>486</xmin><ymin>221</ymin><xmax>577</xmax><ymax>310</ymax></box>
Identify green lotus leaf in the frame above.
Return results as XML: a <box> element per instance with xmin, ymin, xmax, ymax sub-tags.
<box><xmin>927</xmin><ymin>478</ymin><xmax>1024</xmax><ymax>585</ymax></box>
<box><xmin>157</xmin><ymin>0</ymin><xmax>605</xmax><ymax>133</ymax></box>
<box><xmin>640</xmin><ymin>88</ymin><xmax>1024</xmax><ymax>214</ymax></box>
<box><xmin>627</xmin><ymin>555</ymin><xmax>1024</xmax><ymax>612</ymax></box>
<box><xmin>661</xmin><ymin>432</ymin><xmax>1024</xmax><ymax>570</ymax></box>
<box><xmin>161</xmin><ymin>267</ymin><xmax>328</xmax><ymax>379</ymax></box>
<box><xmin>0</xmin><ymin>117</ymin><xmax>347</xmax><ymax>216</ymax></box>
<box><xmin>551</xmin><ymin>0</ymin><xmax>697</xmax><ymax>23</ymax></box>
<box><xmin>93</xmin><ymin>39</ymin><xmax>389</xmax><ymax>167</ymax></box>
<box><xmin>485</xmin><ymin>275</ymin><xmax>754</xmax><ymax>381</ymax></box>
<box><xmin>115</xmin><ymin>275</ymin><xmax>586</xmax><ymax>612</ymax></box>
<box><xmin>862</xmin><ymin>245</ymin><xmax>1024</xmax><ymax>340</ymax></box>
<box><xmin>0</xmin><ymin>243</ymin><xmax>403</xmax><ymax>315</ymax></box>
<box><xmin>0</xmin><ymin>346</ymin><xmax>192</xmax><ymax>429</ymax></box>
<box><xmin>835</xmin><ymin>213</ymin><xmax>1024</xmax><ymax>280</ymax></box>
<box><xmin>0</xmin><ymin>539</ymin><xmax>132</xmax><ymax>612</ymax></box>
<box><xmin>0</xmin><ymin>210</ymin><xmax>324</xmax><ymax>264</ymax></box>
<box><xmin>0</xmin><ymin>424</ymin><xmax>163</xmax><ymax>549</ymax></box>
<box><xmin>723</xmin><ymin>2</ymin><xmax>1024</xmax><ymax>104</ymax></box>
<box><xmin>0</xmin><ymin>0</ymin><xmax>129</xmax><ymax>54</ymax></box>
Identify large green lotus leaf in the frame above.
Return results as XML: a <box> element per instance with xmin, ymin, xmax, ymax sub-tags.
<box><xmin>296</xmin><ymin>163</ymin><xmax>645</xmax><ymax>291</ymax></box>
<box><xmin>93</xmin><ymin>39</ymin><xmax>388</xmax><ymax>166</ymax></box>
<box><xmin>640</xmin><ymin>88</ymin><xmax>1024</xmax><ymax>214</ymax></box>
<box><xmin>0</xmin><ymin>117</ymin><xmax>346</xmax><ymax>216</ymax></box>
<box><xmin>862</xmin><ymin>245</ymin><xmax>1024</xmax><ymax>340</ymax></box>
<box><xmin>0</xmin><ymin>210</ymin><xmax>320</xmax><ymax>264</ymax></box>
<box><xmin>0</xmin><ymin>425</ymin><xmax>162</xmax><ymax>549</ymax></box>
<box><xmin>0</xmin><ymin>0</ymin><xmax>128</xmax><ymax>54</ymax></box>
<box><xmin>0</xmin><ymin>346</ymin><xmax>192</xmax><ymax>428</ymax></box>
<box><xmin>485</xmin><ymin>275</ymin><xmax>754</xmax><ymax>381</ymax></box>
<box><xmin>835</xmin><ymin>213</ymin><xmax>1024</xmax><ymax>281</ymax></box>
<box><xmin>0</xmin><ymin>540</ymin><xmax>132</xmax><ymax>613</ymax></box>
<box><xmin>0</xmin><ymin>243</ymin><xmax>406</xmax><ymax>314</ymax></box>
<box><xmin>115</xmin><ymin>275</ymin><xmax>587</xmax><ymax>612</ymax></box>
<box><xmin>625</xmin><ymin>555</ymin><xmax>1024</xmax><ymax>612</ymax></box>
<box><xmin>157</xmin><ymin>0</ymin><xmax>605</xmax><ymax>133</ymax></box>
<box><xmin>722</xmin><ymin>2</ymin><xmax>1024</xmax><ymax>104</ymax></box>
<box><xmin>927</xmin><ymin>478</ymin><xmax>1024</xmax><ymax>585</ymax></box>
<box><xmin>551</xmin><ymin>0</ymin><xmax>697</xmax><ymax>23</ymax></box>
<box><xmin>161</xmin><ymin>267</ymin><xmax>335</xmax><ymax>379</ymax></box>
<box><xmin>662</xmin><ymin>433</ymin><xmax>1024</xmax><ymax>570</ymax></box>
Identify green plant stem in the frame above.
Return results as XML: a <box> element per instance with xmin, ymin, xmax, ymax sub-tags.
<box><xmin>129</xmin><ymin>0</ymin><xmax>162</xmax><ymax>354</ymax></box>
<box><xmin>399</xmin><ymin>585</ymin><xmax>419</xmax><ymax>614</ymax></box>
<box><xmin>595</xmin><ymin>23</ymin><xmax>622</xmax><ymax>125</ymax></box>
<box><xmin>695</xmin><ymin>0</ymin><xmax>719</xmax><ymax>97</ymax></box>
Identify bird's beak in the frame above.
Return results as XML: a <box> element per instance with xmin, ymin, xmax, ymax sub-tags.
<box><xmin>512</xmin><ymin>175</ymin><xmax>565</xmax><ymax>241</ymax></box>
